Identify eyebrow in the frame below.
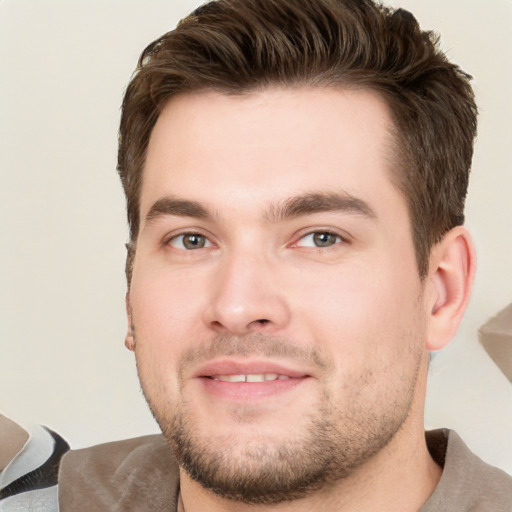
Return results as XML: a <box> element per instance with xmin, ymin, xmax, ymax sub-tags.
<box><xmin>146</xmin><ymin>197</ymin><xmax>213</xmax><ymax>224</ymax></box>
<box><xmin>266</xmin><ymin>191</ymin><xmax>377</xmax><ymax>222</ymax></box>
<box><xmin>144</xmin><ymin>191</ymin><xmax>376</xmax><ymax>225</ymax></box>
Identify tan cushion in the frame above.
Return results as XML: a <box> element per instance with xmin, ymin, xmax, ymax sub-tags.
<box><xmin>479</xmin><ymin>302</ymin><xmax>512</xmax><ymax>381</ymax></box>
<box><xmin>0</xmin><ymin>415</ymin><xmax>28</xmax><ymax>472</ymax></box>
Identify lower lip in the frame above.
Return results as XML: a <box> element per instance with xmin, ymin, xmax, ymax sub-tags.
<box><xmin>199</xmin><ymin>376</ymin><xmax>308</xmax><ymax>401</ymax></box>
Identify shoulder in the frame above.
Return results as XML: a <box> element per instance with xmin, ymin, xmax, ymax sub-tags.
<box><xmin>59</xmin><ymin>434</ymin><xmax>180</xmax><ymax>512</ymax></box>
<box><xmin>423</xmin><ymin>429</ymin><xmax>512</xmax><ymax>512</ymax></box>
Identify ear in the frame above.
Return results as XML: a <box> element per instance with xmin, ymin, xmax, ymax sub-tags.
<box><xmin>425</xmin><ymin>226</ymin><xmax>476</xmax><ymax>351</ymax></box>
<box><xmin>125</xmin><ymin>292</ymin><xmax>136</xmax><ymax>352</ymax></box>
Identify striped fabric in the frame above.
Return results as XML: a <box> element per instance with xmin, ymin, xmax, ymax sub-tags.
<box><xmin>0</xmin><ymin>424</ymin><xmax>69</xmax><ymax>512</ymax></box>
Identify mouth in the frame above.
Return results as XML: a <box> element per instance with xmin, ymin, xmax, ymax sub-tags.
<box><xmin>209</xmin><ymin>373</ymin><xmax>293</xmax><ymax>382</ymax></box>
<box><xmin>193</xmin><ymin>360</ymin><xmax>311</xmax><ymax>401</ymax></box>
<box><xmin>195</xmin><ymin>359</ymin><xmax>309</xmax><ymax>380</ymax></box>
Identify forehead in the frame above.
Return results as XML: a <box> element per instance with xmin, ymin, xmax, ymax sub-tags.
<box><xmin>140</xmin><ymin>86</ymin><xmax>403</xmax><ymax>224</ymax></box>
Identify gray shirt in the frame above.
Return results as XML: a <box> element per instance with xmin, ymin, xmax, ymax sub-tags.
<box><xmin>57</xmin><ymin>428</ymin><xmax>512</xmax><ymax>511</ymax></box>
<box><xmin>420</xmin><ymin>429</ymin><xmax>512</xmax><ymax>511</ymax></box>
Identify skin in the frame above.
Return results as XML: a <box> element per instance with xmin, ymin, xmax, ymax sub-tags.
<box><xmin>126</xmin><ymin>87</ymin><xmax>475</xmax><ymax>511</ymax></box>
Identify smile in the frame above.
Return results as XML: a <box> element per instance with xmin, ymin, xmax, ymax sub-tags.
<box><xmin>211</xmin><ymin>374</ymin><xmax>292</xmax><ymax>382</ymax></box>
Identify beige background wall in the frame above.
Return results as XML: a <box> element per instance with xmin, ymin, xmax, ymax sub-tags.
<box><xmin>1</xmin><ymin>0</ymin><xmax>511</xmax><ymax>473</ymax></box>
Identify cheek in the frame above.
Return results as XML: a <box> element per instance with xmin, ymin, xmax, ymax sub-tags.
<box><xmin>130</xmin><ymin>264</ymin><xmax>207</xmax><ymax>338</ymax></box>
<box><xmin>128</xmin><ymin>268</ymin><xmax>211</xmax><ymax>396</ymax></box>
<box><xmin>292</xmin><ymin>257</ymin><xmax>423</xmax><ymax>361</ymax></box>
<box><xmin>130</xmin><ymin>272</ymin><xmax>193</xmax><ymax>406</ymax></box>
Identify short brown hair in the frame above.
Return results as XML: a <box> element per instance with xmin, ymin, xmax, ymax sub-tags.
<box><xmin>118</xmin><ymin>0</ymin><xmax>477</xmax><ymax>280</ymax></box>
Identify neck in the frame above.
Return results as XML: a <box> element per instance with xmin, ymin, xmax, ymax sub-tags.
<box><xmin>178</xmin><ymin>427</ymin><xmax>441</xmax><ymax>512</ymax></box>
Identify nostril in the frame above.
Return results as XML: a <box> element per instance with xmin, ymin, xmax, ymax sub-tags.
<box><xmin>256</xmin><ymin>319</ymin><xmax>269</xmax><ymax>324</ymax></box>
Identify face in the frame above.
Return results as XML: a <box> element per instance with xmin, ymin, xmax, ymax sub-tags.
<box><xmin>129</xmin><ymin>87</ymin><xmax>429</xmax><ymax>504</ymax></box>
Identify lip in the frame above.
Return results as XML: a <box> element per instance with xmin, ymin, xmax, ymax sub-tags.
<box><xmin>193</xmin><ymin>358</ymin><xmax>312</xmax><ymax>401</ymax></box>
<box><xmin>193</xmin><ymin>359</ymin><xmax>310</xmax><ymax>379</ymax></box>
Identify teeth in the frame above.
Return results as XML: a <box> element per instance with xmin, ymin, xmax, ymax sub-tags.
<box><xmin>215</xmin><ymin>374</ymin><xmax>246</xmax><ymax>382</ymax></box>
<box><xmin>247</xmin><ymin>373</ymin><xmax>277</xmax><ymax>382</ymax></box>
<box><xmin>213</xmin><ymin>373</ymin><xmax>288</xmax><ymax>382</ymax></box>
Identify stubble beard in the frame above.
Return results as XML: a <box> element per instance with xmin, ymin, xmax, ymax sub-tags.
<box><xmin>137</xmin><ymin>333</ymin><xmax>424</xmax><ymax>506</ymax></box>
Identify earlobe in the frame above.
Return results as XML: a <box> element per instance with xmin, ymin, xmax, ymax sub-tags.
<box><xmin>426</xmin><ymin>226</ymin><xmax>476</xmax><ymax>351</ymax></box>
<box><xmin>125</xmin><ymin>292</ymin><xmax>136</xmax><ymax>352</ymax></box>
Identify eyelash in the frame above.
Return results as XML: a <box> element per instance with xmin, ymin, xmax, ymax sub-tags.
<box><xmin>166</xmin><ymin>232</ymin><xmax>213</xmax><ymax>250</ymax></box>
<box><xmin>165</xmin><ymin>229</ymin><xmax>347</xmax><ymax>251</ymax></box>
<box><xmin>292</xmin><ymin>230</ymin><xmax>345</xmax><ymax>249</ymax></box>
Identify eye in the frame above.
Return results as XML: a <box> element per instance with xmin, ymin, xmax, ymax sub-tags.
<box><xmin>168</xmin><ymin>233</ymin><xmax>212</xmax><ymax>250</ymax></box>
<box><xmin>295</xmin><ymin>231</ymin><xmax>343</xmax><ymax>248</ymax></box>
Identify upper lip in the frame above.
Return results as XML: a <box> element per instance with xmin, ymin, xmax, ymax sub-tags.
<box><xmin>193</xmin><ymin>359</ymin><xmax>310</xmax><ymax>379</ymax></box>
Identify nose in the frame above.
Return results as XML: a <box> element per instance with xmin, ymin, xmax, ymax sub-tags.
<box><xmin>203</xmin><ymin>248</ymin><xmax>291</xmax><ymax>335</ymax></box>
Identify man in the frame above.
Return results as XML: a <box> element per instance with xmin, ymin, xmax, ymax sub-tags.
<box><xmin>1</xmin><ymin>0</ymin><xmax>511</xmax><ymax>510</ymax></box>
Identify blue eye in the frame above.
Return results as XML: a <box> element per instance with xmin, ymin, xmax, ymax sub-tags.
<box><xmin>296</xmin><ymin>231</ymin><xmax>342</xmax><ymax>248</ymax></box>
<box><xmin>169</xmin><ymin>233</ymin><xmax>212</xmax><ymax>250</ymax></box>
